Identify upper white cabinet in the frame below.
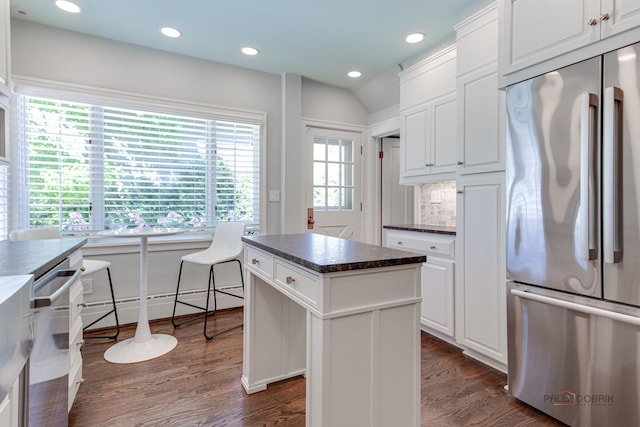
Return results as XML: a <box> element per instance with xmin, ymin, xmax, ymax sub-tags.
<box><xmin>399</xmin><ymin>46</ymin><xmax>457</xmax><ymax>184</ymax></box>
<box><xmin>455</xmin><ymin>3</ymin><xmax>505</xmax><ymax>175</ymax></box>
<box><xmin>499</xmin><ymin>0</ymin><xmax>640</xmax><ymax>86</ymax></box>
<box><xmin>0</xmin><ymin>0</ymin><xmax>11</xmax><ymax>97</ymax></box>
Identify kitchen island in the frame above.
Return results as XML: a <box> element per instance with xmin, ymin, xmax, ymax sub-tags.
<box><xmin>241</xmin><ymin>233</ymin><xmax>425</xmax><ymax>427</ymax></box>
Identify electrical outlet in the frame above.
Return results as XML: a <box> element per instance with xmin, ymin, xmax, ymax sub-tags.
<box><xmin>82</xmin><ymin>278</ymin><xmax>93</xmax><ymax>294</ymax></box>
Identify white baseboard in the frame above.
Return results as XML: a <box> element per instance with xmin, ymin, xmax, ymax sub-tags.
<box><xmin>82</xmin><ymin>285</ymin><xmax>244</xmax><ymax>330</ymax></box>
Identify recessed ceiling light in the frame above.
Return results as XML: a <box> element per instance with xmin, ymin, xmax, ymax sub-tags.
<box><xmin>160</xmin><ymin>27</ymin><xmax>181</xmax><ymax>38</ymax></box>
<box><xmin>242</xmin><ymin>47</ymin><xmax>259</xmax><ymax>56</ymax></box>
<box><xmin>348</xmin><ymin>71</ymin><xmax>362</xmax><ymax>78</ymax></box>
<box><xmin>406</xmin><ymin>32</ymin><xmax>426</xmax><ymax>44</ymax></box>
<box><xmin>55</xmin><ymin>0</ymin><xmax>81</xmax><ymax>14</ymax></box>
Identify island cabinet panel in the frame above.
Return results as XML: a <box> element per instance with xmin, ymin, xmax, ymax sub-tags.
<box><xmin>241</xmin><ymin>234</ymin><xmax>423</xmax><ymax>427</ymax></box>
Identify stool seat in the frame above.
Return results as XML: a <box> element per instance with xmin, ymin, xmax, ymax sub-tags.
<box><xmin>82</xmin><ymin>259</ymin><xmax>111</xmax><ymax>276</ymax></box>
<box><xmin>181</xmin><ymin>248</ymin><xmax>242</xmax><ymax>266</ymax></box>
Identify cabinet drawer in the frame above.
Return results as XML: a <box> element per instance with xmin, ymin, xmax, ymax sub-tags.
<box><xmin>69</xmin><ymin>319</ymin><xmax>83</xmax><ymax>368</ymax></box>
<box><xmin>274</xmin><ymin>260</ymin><xmax>319</xmax><ymax>307</ymax></box>
<box><xmin>388</xmin><ymin>232</ymin><xmax>455</xmax><ymax>258</ymax></box>
<box><xmin>69</xmin><ymin>278</ymin><xmax>84</xmax><ymax>325</ymax></box>
<box><xmin>246</xmin><ymin>246</ymin><xmax>274</xmax><ymax>279</ymax></box>
<box><xmin>68</xmin><ymin>358</ymin><xmax>83</xmax><ymax>411</ymax></box>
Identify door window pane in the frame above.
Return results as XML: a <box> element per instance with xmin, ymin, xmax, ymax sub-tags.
<box><xmin>312</xmin><ymin>135</ymin><xmax>355</xmax><ymax>210</ymax></box>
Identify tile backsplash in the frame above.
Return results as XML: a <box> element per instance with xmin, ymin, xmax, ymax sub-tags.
<box><xmin>419</xmin><ymin>181</ymin><xmax>456</xmax><ymax>226</ymax></box>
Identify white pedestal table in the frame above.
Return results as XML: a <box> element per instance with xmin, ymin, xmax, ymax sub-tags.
<box><xmin>97</xmin><ymin>227</ymin><xmax>182</xmax><ymax>364</ymax></box>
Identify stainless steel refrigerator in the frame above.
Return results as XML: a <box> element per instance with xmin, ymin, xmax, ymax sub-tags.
<box><xmin>506</xmin><ymin>42</ymin><xmax>640</xmax><ymax>426</ymax></box>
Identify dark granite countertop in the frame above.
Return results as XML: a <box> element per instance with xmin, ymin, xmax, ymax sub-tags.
<box><xmin>242</xmin><ymin>233</ymin><xmax>426</xmax><ymax>274</ymax></box>
<box><xmin>383</xmin><ymin>224</ymin><xmax>456</xmax><ymax>235</ymax></box>
<box><xmin>0</xmin><ymin>238</ymin><xmax>87</xmax><ymax>279</ymax></box>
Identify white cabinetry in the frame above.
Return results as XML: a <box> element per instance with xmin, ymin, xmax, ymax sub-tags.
<box><xmin>68</xmin><ymin>250</ymin><xmax>84</xmax><ymax>411</ymax></box>
<box><xmin>456</xmin><ymin>4</ymin><xmax>505</xmax><ymax>175</ymax></box>
<box><xmin>499</xmin><ymin>0</ymin><xmax>640</xmax><ymax>86</ymax></box>
<box><xmin>0</xmin><ymin>0</ymin><xmax>11</xmax><ymax>97</ymax></box>
<box><xmin>385</xmin><ymin>229</ymin><xmax>456</xmax><ymax>340</ymax></box>
<box><xmin>399</xmin><ymin>46</ymin><xmax>457</xmax><ymax>184</ymax></box>
<box><xmin>455</xmin><ymin>172</ymin><xmax>506</xmax><ymax>372</ymax></box>
<box><xmin>243</xmin><ymin>242</ymin><xmax>422</xmax><ymax>426</ymax></box>
<box><xmin>0</xmin><ymin>377</ymin><xmax>19</xmax><ymax>427</ymax></box>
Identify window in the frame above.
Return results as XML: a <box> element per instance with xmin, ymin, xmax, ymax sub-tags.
<box><xmin>16</xmin><ymin>95</ymin><xmax>261</xmax><ymax>231</ymax></box>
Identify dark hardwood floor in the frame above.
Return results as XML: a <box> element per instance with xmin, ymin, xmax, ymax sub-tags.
<box><xmin>71</xmin><ymin>308</ymin><xmax>562</xmax><ymax>426</ymax></box>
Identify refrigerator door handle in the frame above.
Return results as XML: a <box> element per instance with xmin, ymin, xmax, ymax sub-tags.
<box><xmin>511</xmin><ymin>289</ymin><xmax>640</xmax><ymax>326</ymax></box>
<box><xmin>603</xmin><ymin>86</ymin><xmax>624</xmax><ymax>264</ymax></box>
<box><xmin>579</xmin><ymin>92</ymin><xmax>599</xmax><ymax>261</ymax></box>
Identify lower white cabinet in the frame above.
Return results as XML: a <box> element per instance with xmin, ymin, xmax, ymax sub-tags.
<box><xmin>68</xmin><ymin>250</ymin><xmax>84</xmax><ymax>411</ymax></box>
<box><xmin>455</xmin><ymin>172</ymin><xmax>507</xmax><ymax>371</ymax></box>
<box><xmin>0</xmin><ymin>377</ymin><xmax>19</xmax><ymax>427</ymax></box>
<box><xmin>385</xmin><ymin>229</ymin><xmax>456</xmax><ymax>340</ymax></box>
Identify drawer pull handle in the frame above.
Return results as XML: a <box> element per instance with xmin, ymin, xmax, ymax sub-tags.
<box><xmin>397</xmin><ymin>241</ymin><xmax>403</xmax><ymax>245</ymax></box>
<box><xmin>79</xmin><ymin>303</ymin><xmax>87</xmax><ymax>308</ymax></box>
<box><xmin>601</xmin><ymin>13</ymin><xmax>610</xmax><ymax>21</ymax></box>
<box><xmin>286</xmin><ymin>276</ymin><xmax>296</xmax><ymax>285</ymax></box>
<box><xmin>588</xmin><ymin>18</ymin><xmax>598</xmax><ymax>26</ymax></box>
<box><xmin>430</xmin><ymin>245</ymin><xmax>437</xmax><ymax>250</ymax></box>
<box><xmin>251</xmin><ymin>258</ymin><xmax>259</xmax><ymax>265</ymax></box>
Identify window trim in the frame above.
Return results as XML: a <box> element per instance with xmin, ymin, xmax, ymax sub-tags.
<box><xmin>9</xmin><ymin>76</ymin><xmax>267</xmax><ymax>235</ymax></box>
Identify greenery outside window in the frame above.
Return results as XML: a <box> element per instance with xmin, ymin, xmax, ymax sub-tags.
<box><xmin>17</xmin><ymin>95</ymin><xmax>261</xmax><ymax>232</ymax></box>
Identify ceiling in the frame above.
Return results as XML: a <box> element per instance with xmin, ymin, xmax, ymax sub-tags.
<box><xmin>9</xmin><ymin>0</ymin><xmax>489</xmax><ymax>89</ymax></box>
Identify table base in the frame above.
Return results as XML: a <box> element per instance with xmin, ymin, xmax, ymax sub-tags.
<box><xmin>104</xmin><ymin>334</ymin><xmax>178</xmax><ymax>364</ymax></box>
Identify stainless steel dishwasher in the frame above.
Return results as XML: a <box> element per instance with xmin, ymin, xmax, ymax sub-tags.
<box><xmin>28</xmin><ymin>259</ymin><xmax>79</xmax><ymax>427</ymax></box>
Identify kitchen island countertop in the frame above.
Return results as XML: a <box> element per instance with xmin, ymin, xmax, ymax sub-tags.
<box><xmin>242</xmin><ymin>233</ymin><xmax>425</xmax><ymax>274</ymax></box>
<box><xmin>0</xmin><ymin>238</ymin><xmax>87</xmax><ymax>279</ymax></box>
<box><xmin>383</xmin><ymin>224</ymin><xmax>456</xmax><ymax>235</ymax></box>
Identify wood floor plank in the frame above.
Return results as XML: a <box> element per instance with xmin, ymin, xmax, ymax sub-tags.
<box><xmin>70</xmin><ymin>308</ymin><xmax>562</xmax><ymax>426</ymax></box>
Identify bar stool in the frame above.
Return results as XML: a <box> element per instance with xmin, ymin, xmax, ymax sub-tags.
<box><xmin>9</xmin><ymin>226</ymin><xmax>120</xmax><ymax>339</ymax></box>
<box><xmin>171</xmin><ymin>221</ymin><xmax>246</xmax><ymax>340</ymax></box>
<box><xmin>81</xmin><ymin>259</ymin><xmax>120</xmax><ymax>339</ymax></box>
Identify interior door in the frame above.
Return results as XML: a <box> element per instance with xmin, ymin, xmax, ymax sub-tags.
<box><xmin>307</xmin><ymin>127</ymin><xmax>362</xmax><ymax>241</ymax></box>
<box><xmin>381</xmin><ymin>137</ymin><xmax>413</xmax><ymax>239</ymax></box>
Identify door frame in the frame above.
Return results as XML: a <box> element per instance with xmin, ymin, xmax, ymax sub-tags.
<box><xmin>366</xmin><ymin>117</ymin><xmax>402</xmax><ymax>245</ymax></box>
<box><xmin>301</xmin><ymin>118</ymin><xmax>367</xmax><ymax>239</ymax></box>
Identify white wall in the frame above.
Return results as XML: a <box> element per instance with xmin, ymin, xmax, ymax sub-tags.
<box><xmin>302</xmin><ymin>78</ymin><xmax>368</xmax><ymax>125</ymax></box>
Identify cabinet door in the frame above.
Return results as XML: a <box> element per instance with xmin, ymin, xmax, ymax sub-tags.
<box><xmin>501</xmin><ymin>0</ymin><xmax>600</xmax><ymax>75</ymax></box>
<box><xmin>0</xmin><ymin>0</ymin><xmax>10</xmax><ymax>96</ymax></box>
<box><xmin>421</xmin><ymin>258</ymin><xmax>455</xmax><ymax>337</ymax></box>
<box><xmin>601</xmin><ymin>0</ymin><xmax>640</xmax><ymax>38</ymax></box>
<box><xmin>400</xmin><ymin>107</ymin><xmax>430</xmax><ymax>179</ymax></box>
<box><xmin>457</xmin><ymin>65</ymin><xmax>505</xmax><ymax>174</ymax></box>
<box><xmin>430</xmin><ymin>93</ymin><xmax>457</xmax><ymax>175</ymax></box>
<box><xmin>455</xmin><ymin>172</ymin><xmax>506</xmax><ymax>366</ymax></box>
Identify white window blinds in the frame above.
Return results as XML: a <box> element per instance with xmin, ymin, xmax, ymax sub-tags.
<box><xmin>18</xmin><ymin>95</ymin><xmax>261</xmax><ymax>231</ymax></box>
